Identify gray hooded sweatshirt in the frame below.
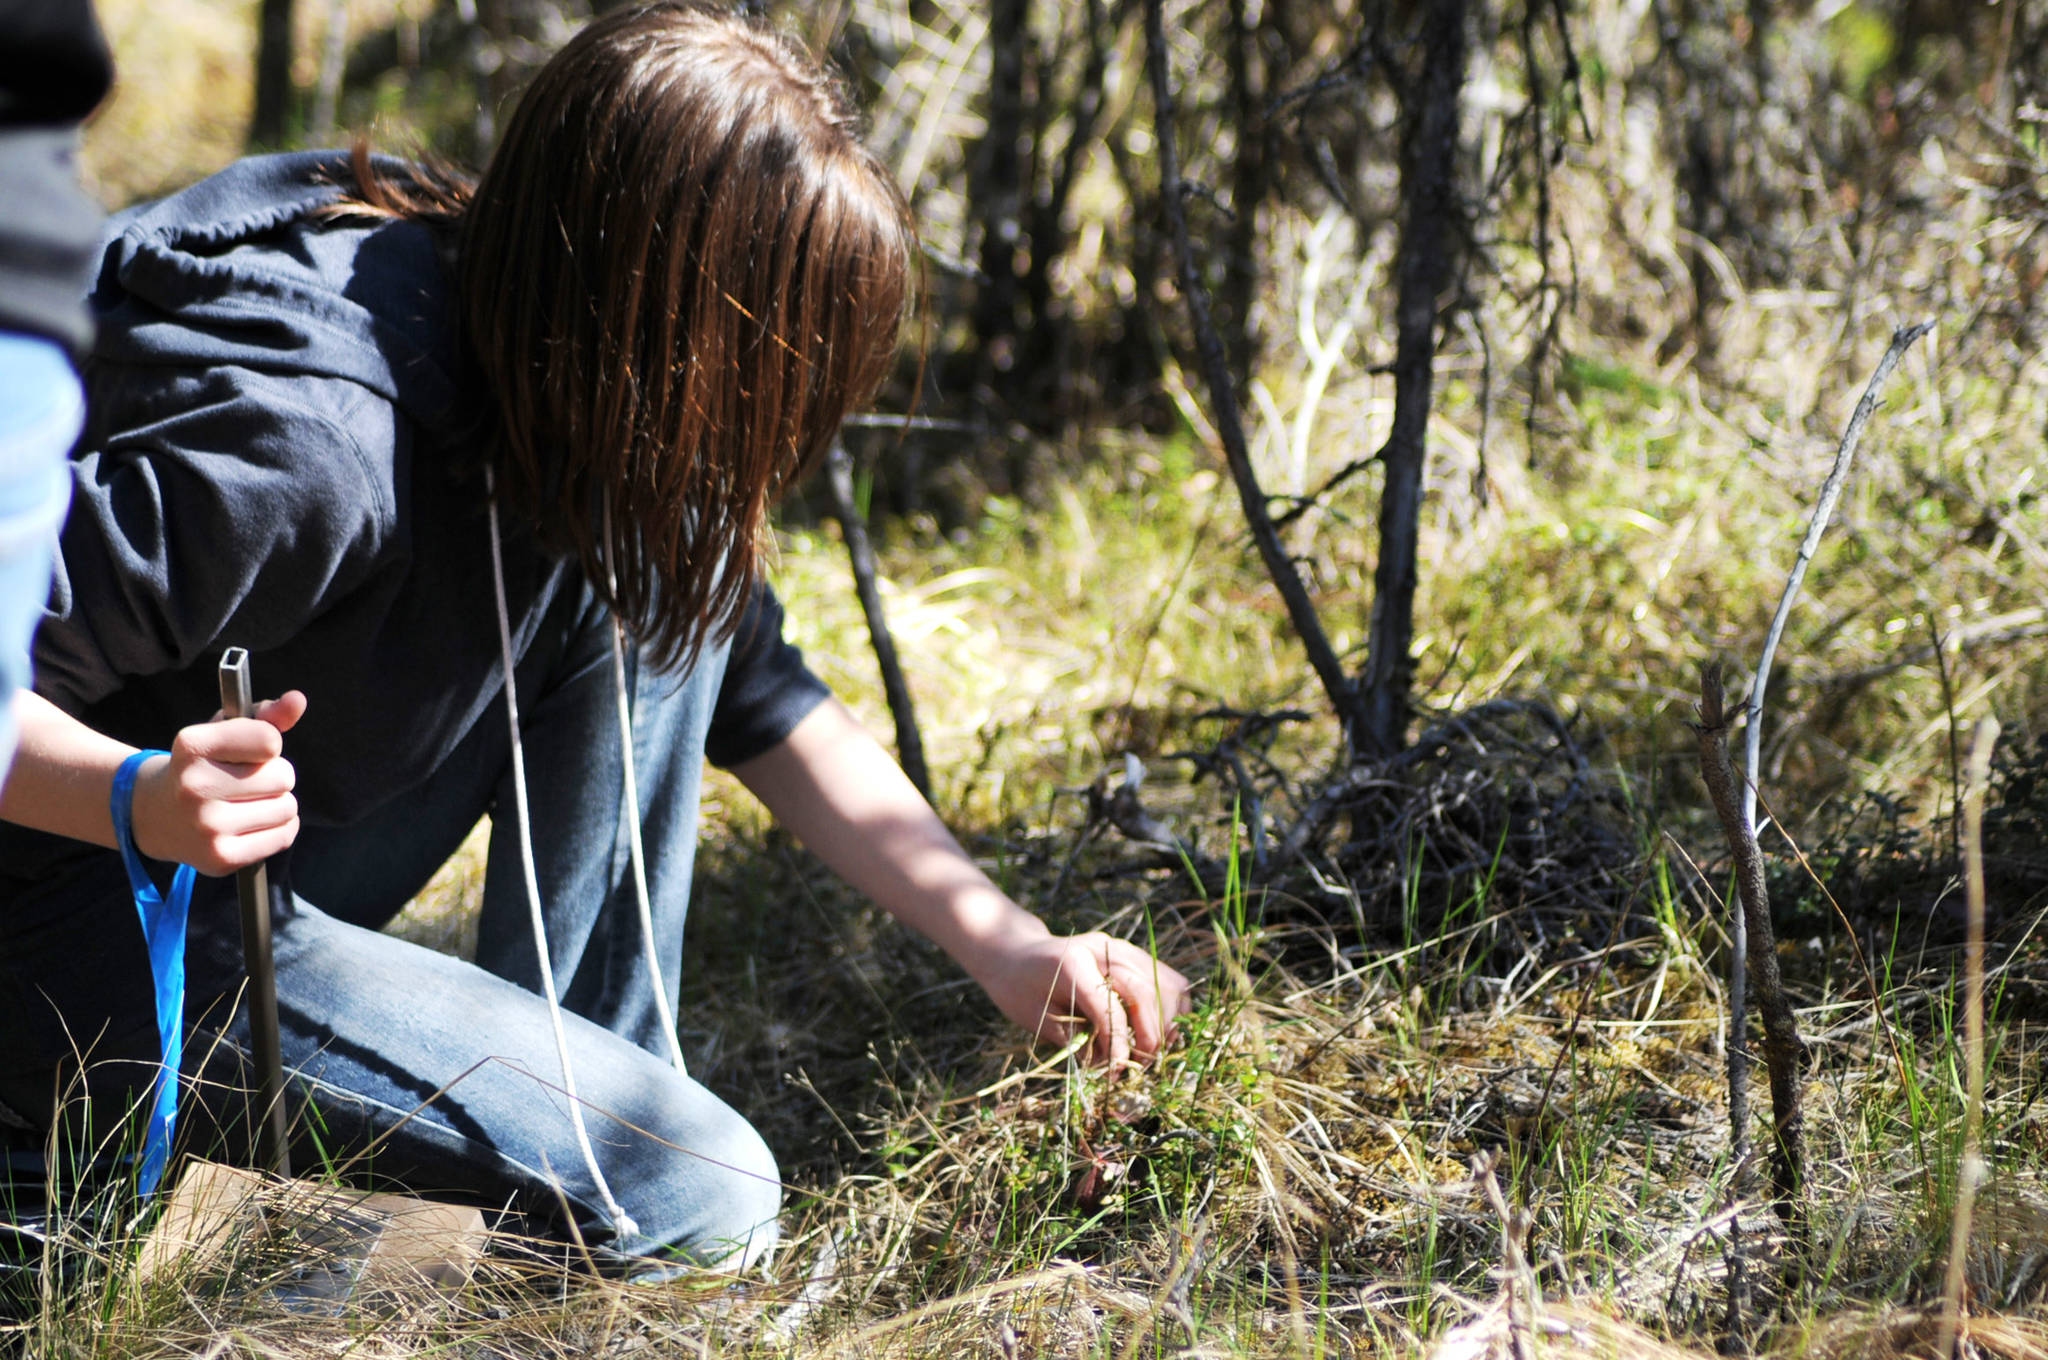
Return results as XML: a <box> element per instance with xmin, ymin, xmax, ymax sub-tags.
<box><xmin>0</xmin><ymin>152</ymin><xmax>829</xmax><ymax>1001</ymax></box>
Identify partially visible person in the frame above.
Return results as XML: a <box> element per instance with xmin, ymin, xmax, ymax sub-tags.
<box><xmin>0</xmin><ymin>0</ymin><xmax>113</xmax><ymax>792</ymax></box>
<box><xmin>0</xmin><ymin>1</ymin><xmax>1189</xmax><ymax>1274</ymax></box>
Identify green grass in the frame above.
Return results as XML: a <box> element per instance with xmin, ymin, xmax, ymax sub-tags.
<box><xmin>18</xmin><ymin>786</ymin><xmax>2048</xmax><ymax>1357</ymax></box>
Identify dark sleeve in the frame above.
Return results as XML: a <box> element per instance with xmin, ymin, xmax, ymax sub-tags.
<box><xmin>704</xmin><ymin>578</ymin><xmax>833</xmax><ymax>769</ymax></box>
<box><xmin>35</xmin><ymin>367</ymin><xmax>398</xmax><ymax>711</ymax></box>
<box><xmin>0</xmin><ymin>0</ymin><xmax>114</xmax><ymax>353</ymax></box>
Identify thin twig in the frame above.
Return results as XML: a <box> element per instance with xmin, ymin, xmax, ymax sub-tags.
<box><xmin>1090</xmin><ymin>759</ymin><xmax>1223</xmax><ymax>892</ymax></box>
<box><xmin>1742</xmin><ymin>321</ymin><xmax>1934</xmax><ymax>831</ymax></box>
<box><xmin>1929</xmin><ymin>613</ymin><xmax>1963</xmax><ymax>869</ymax></box>
<box><xmin>1717</xmin><ymin>714</ymin><xmax>1756</xmax><ymax>1341</ymax></box>
<box><xmin>1693</xmin><ymin>325</ymin><xmax>1931</xmax><ymax>1318</ymax></box>
<box><xmin>840</xmin><ymin>413</ymin><xmax>985</xmax><ymax>433</ymax></box>
<box><xmin>1271</xmin><ymin>451</ymin><xmax>1377</xmax><ymax>531</ymax></box>
<box><xmin>1937</xmin><ymin>716</ymin><xmax>2000</xmax><ymax>1360</ymax></box>
<box><xmin>1270</xmin><ymin>698</ymin><xmax>1577</xmax><ymax>872</ymax></box>
<box><xmin>1746</xmin><ymin>782</ymin><xmax>1936</xmax><ymax>1206</ymax></box>
<box><xmin>1810</xmin><ymin>614</ymin><xmax>2048</xmax><ymax>691</ymax></box>
<box><xmin>825</xmin><ymin>439</ymin><xmax>932</xmax><ymax>800</ymax></box>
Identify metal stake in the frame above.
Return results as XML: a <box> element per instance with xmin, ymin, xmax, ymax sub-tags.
<box><xmin>218</xmin><ymin>647</ymin><xmax>291</xmax><ymax>1178</ymax></box>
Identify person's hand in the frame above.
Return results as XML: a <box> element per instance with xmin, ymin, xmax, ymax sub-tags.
<box><xmin>130</xmin><ymin>691</ymin><xmax>306</xmax><ymax>876</ymax></box>
<box><xmin>971</xmin><ymin>929</ymin><xmax>1193</xmax><ymax>1072</ymax></box>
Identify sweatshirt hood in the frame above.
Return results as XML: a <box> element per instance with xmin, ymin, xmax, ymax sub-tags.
<box><xmin>89</xmin><ymin>151</ymin><xmax>466</xmax><ymax>436</ymax></box>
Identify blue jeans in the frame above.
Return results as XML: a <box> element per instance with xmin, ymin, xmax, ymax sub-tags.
<box><xmin>0</xmin><ymin>334</ymin><xmax>79</xmax><ymax>794</ymax></box>
<box><xmin>0</xmin><ymin>585</ymin><xmax>781</xmax><ymax>1272</ymax></box>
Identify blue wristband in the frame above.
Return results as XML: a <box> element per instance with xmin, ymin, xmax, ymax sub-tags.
<box><xmin>110</xmin><ymin>750</ymin><xmax>194</xmax><ymax>1198</ymax></box>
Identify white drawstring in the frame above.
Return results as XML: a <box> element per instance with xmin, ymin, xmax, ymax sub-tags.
<box><xmin>601</xmin><ymin>490</ymin><xmax>689</xmax><ymax>1076</ymax></box>
<box><xmin>484</xmin><ymin>467</ymin><xmax>638</xmax><ymax>1239</ymax></box>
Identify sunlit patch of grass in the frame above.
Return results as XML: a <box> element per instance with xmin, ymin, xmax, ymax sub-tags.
<box><xmin>83</xmin><ymin>0</ymin><xmax>256</xmax><ymax>207</ymax></box>
<box><xmin>382</xmin><ymin>818</ymin><xmax>488</xmax><ymax>960</ymax></box>
<box><xmin>768</xmin><ymin>428</ymin><xmax>1339</xmax><ymax>835</ymax></box>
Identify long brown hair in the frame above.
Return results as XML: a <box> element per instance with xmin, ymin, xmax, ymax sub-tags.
<box><xmin>344</xmin><ymin>2</ymin><xmax>911</xmax><ymax>667</ymax></box>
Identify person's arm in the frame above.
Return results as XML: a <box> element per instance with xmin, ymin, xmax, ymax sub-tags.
<box><xmin>1</xmin><ymin>688</ymin><xmax>306</xmax><ymax>876</ymax></box>
<box><xmin>730</xmin><ymin>697</ymin><xmax>1192</xmax><ymax>1069</ymax></box>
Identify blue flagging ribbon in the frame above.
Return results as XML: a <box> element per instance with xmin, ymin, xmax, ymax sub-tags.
<box><xmin>109</xmin><ymin>750</ymin><xmax>193</xmax><ymax>1198</ymax></box>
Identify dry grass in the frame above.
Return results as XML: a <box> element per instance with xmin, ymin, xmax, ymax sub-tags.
<box><xmin>22</xmin><ymin>815</ymin><xmax>2048</xmax><ymax>1358</ymax></box>
<box><xmin>81</xmin><ymin>0</ymin><xmax>256</xmax><ymax>207</ymax></box>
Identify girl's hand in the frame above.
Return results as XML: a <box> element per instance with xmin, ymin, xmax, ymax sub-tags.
<box><xmin>729</xmin><ymin>699</ymin><xmax>1194</xmax><ymax>1073</ymax></box>
<box><xmin>131</xmin><ymin>691</ymin><xmax>306</xmax><ymax>876</ymax></box>
<box><xmin>971</xmin><ymin>929</ymin><xmax>1193</xmax><ymax>1072</ymax></box>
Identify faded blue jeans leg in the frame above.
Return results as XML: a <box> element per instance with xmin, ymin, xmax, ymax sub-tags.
<box><xmin>0</xmin><ymin>334</ymin><xmax>78</xmax><ymax>792</ymax></box>
<box><xmin>224</xmin><ymin>586</ymin><xmax>772</xmax><ymax>1268</ymax></box>
<box><xmin>232</xmin><ymin>904</ymin><xmax>781</xmax><ymax>1271</ymax></box>
<box><xmin>470</xmin><ymin>595</ymin><xmax>725</xmax><ymax>1060</ymax></box>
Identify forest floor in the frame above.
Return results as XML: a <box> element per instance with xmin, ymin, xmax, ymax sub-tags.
<box><xmin>15</xmin><ymin>323</ymin><xmax>2048</xmax><ymax>1356</ymax></box>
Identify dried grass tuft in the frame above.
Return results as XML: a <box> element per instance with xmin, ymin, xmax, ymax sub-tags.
<box><xmin>1792</xmin><ymin>1307</ymin><xmax>2048</xmax><ymax>1360</ymax></box>
<box><xmin>1431</xmin><ymin>1298</ymin><xmax>1718</xmax><ymax>1360</ymax></box>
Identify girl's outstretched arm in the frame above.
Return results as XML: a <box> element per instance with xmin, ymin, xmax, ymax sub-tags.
<box><xmin>731</xmin><ymin>698</ymin><xmax>1192</xmax><ymax>1069</ymax></box>
<box><xmin>1</xmin><ymin>688</ymin><xmax>305</xmax><ymax>876</ymax></box>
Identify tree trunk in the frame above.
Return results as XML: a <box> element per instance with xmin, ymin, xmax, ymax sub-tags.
<box><xmin>1020</xmin><ymin>0</ymin><xmax>1112</xmax><ymax>367</ymax></box>
<box><xmin>309</xmin><ymin>0</ymin><xmax>350</xmax><ymax>144</ymax></box>
<box><xmin>251</xmin><ymin>0</ymin><xmax>297</xmax><ymax>148</ymax></box>
<box><xmin>1218</xmin><ymin>0</ymin><xmax>1270</xmax><ymax>386</ymax></box>
<box><xmin>971</xmin><ymin>0</ymin><xmax>1030</xmax><ymax>365</ymax></box>
<box><xmin>1357</xmin><ymin>0</ymin><xmax>1468</xmax><ymax>759</ymax></box>
<box><xmin>468</xmin><ymin>0</ymin><xmax>513</xmax><ymax>158</ymax></box>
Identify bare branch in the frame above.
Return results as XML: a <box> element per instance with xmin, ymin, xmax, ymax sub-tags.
<box><xmin>825</xmin><ymin>440</ymin><xmax>931</xmax><ymax>801</ymax></box>
<box><xmin>1140</xmin><ymin>0</ymin><xmax>1363</xmax><ymax>744</ymax></box>
<box><xmin>1270</xmin><ymin>451</ymin><xmax>1380</xmax><ymax>531</ymax></box>
<box><xmin>1741</xmin><ymin>321</ymin><xmax>1935</xmax><ymax>830</ymax></box>
<box><xmin>1810</xmin><ymin>614</ymin><xmax>2048</xmax><ymax>691</ymax></box>
<box><xmin>1698</xmin><ymin>662</ymin><xmax>1807</xmax><ymax>1230</ymax></box>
